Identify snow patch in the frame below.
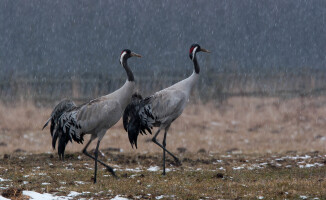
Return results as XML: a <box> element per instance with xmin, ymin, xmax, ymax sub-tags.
<box><xmin>22</xmin><ymin>190</ymin><xmax>82</xmax><ymax>200</ymax></box>
<box><xmin>23</xmin><ymin>191</ymin><xmax>67</xmax><ymax>200</ymax></box>
<box><xmin>0</xmin><ymin>196</ymin><xmax>10</xmax><ymax>200</ymax></box>
<box><xmin>123</xmin><ymin>168</ymin><xmax>142</xmax><ymax>172</ymax></box>
<box><xmin>74</xmin><ymin>181</ymin><xmax>86</xmax><ymax>185</ymax></box>
<box><xmin>68</xmin><ymin>191</ymin><xmax>82</xmax><ymax>197</ymax></box>
<box><xmin>299</xmin><ymin>163</ymin><xmax>324</xmax><ymax>168</ymax></box>
<box><xmin>233</xmin><ymin>166</ymin><xmax>244</xmax><ymax>170</ymax></box>
<box><xmin>111</xmin><ymin>195</ymin><xmax>130</xmax><ymax>200</ymax></box>
<box><xmin>147</xmin><ymin>166</ymin><xmax>160</xmax><ymax>172</ymax></box>
<box><xmin>211</xmin><ymin>121</ymin><xmax>221</xmax><ymax>126</ymax></box>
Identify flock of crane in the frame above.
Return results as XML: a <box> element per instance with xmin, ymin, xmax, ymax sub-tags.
<box><xmin>42</xmin><ymin>44</ymin><xmax>210</xmax><ymax>183</ymax></box>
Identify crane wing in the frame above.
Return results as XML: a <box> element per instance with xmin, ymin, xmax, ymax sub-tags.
<box><xmin>123</xmin><ymin>89</ymin><xmax>187</xmax><ymax>149</ymax></box>
<box><xmin>143</xmin><ymin>89</ymin><xmax>187</xmax><ymax>125</ymax></box>
<box><xmin>48</xmin><ymin>97</ymin><xmax>121</xmax><ymax>158</ymax></box>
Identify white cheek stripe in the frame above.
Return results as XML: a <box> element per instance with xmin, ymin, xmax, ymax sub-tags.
<box><xmin>192</xmin><ymin>46</ymin><xmax>198</xmax><ymax>60</ymax></box>
<box><xmin>120</xmin><ymin>51</ymin><xmax>127</xmax><ymax>64</ymax></box>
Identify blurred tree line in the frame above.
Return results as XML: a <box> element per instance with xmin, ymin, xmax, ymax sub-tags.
<box><xmin>0</xmin><ymin>0</ymin><xmax>325</xmax><ymax>103</ymax></box>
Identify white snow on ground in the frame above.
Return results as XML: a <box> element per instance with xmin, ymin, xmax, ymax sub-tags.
<box><xmin>233</xmin><ymin>166</ymin><xmax>244</xmax><ymax>170</ymax></box>
<box><xmin>122</xmin><ymin>168</ymin><xmax>142</xmax><ymax>172</ymax></box>
<box><xmin>210</xmin><ymin>121</ymin><xmax>222</xmax><ymax>126</ymax></box>
<box><xmin>147</xmin><ymin>166</ymin><xmax>160</xmax><ymax>172</ymax></box>
<box><xmin>23</xmin><ymin>191</ymin><xmax>67</xmax><ymax>200</ymax></box>
<box><xmin>0</xmin><ymin>196</ymin><xmax>10</xmax><ymax>200</ymax></box>
<box><xmin>67</xmin><ymin>191</ymin><xmax>82</xmax><ymax>197</ymax></box>
<box><xmin>155</xmin><ymin>195</ymin><xmax>175</xmax><ymax>199</ymax></box>
<box><xmin>111</xmin><ymin>195</ymin><xmax>130</xmax><ymax>200</ymax></box>
<box><xmin>299</xmin><ymin>163</ymin><xmax>324</xmax><ymax>168</ymax></box>
<box><xmin>74</xmin><ymin>181</ymin><xmax>86</xmax><ymax>185</ymax></box>
<box><xmin>0</xmin><ymin>178</ymin><xmax>11</xmax><ymax>182</ymax></box>
<box><xmin>156</xmin><ymin>195</ymin><xmax>165</xmax><ymax>199</ymax></box>
<box><xmin>22</xmin><ymin>191</ymin><xmax>81</xmax><ymax>200</ymax></box>
<box><xmin>284</xmin><ymin>155</ymin><xmax>311</xmax><ymax>160</ymax></box>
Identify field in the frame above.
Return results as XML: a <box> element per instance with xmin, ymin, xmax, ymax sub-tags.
<box><xmin>1</xmin><ymin>96</ymin><xmax>326</xmax><ymax>199</ymax></box>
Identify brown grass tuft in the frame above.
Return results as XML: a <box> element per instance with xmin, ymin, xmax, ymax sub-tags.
<box><xmin>0</xmin><ymin>96</ymin><xmax>326</xmax><ymax>155</ymax></box>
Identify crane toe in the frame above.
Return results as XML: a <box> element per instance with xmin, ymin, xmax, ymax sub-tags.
<box><xmin>174</xmin><ymin>158</ymin><xmax>182</xmax><ymax>167</ymax></box>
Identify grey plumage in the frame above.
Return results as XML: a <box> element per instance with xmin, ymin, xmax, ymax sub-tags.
<box><xmin>123</xmin><ymin>44</ymin><xmax>210</xmax><ymax>175</ymax></box>
<box><xmin>43</xmin><ymin>49</ymin><xmax>141</xmax><ymax>183</ymax></box>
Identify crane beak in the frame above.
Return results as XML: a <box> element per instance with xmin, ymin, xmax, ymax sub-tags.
<box><xmin>200</xmin><ymin>48</ymin><xmax>210</xmax><ymax>53</ymax></box>
<box><xmin>200</xmin><ymin>48</ymin><xmax>211</xmax><ymax>53</ymax></box>
<box><xmin>131</xmin><ymin>52</ymin><xmax>142</xmax><ymax>57</ymax></box>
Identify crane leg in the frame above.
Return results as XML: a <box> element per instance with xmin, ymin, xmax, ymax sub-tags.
<box><xmin>82</xmin><ymin>139</ymin><xmax>117</xmax><ymax>182</ymax></box>
<box><xmin>162</xmin><ymin>130</ymin><xmax>167</xmax><ymax>175</ymax></box>
<box><xmin>93</xmin><ymin>140</ymin><xmax>100</xmax><ymax>183</ymax></box>
<box><xmin>152</xmin><ymin>129</ymin><xmax>181</xmax><ymax>175</ymax></box>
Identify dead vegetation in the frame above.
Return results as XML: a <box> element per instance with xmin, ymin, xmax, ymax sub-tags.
<box><xmin>1</xmin><ymin>96</ymin><xmax>326</xmax><ymax>154</ymax></box>
<box><xmin>0</xmin><ymin>151</ymin><xmax>326</xmax><ymax>199</ymax></box>
<box><xmin>1</xmin><ymin>96</ymin><xmax>326</xmax><ymax>198</ymax></box>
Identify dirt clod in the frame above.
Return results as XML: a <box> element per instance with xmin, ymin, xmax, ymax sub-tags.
<box><xmin>2</xmin><ymin>188</ymin><xmax>23</xmax><ymax>198</ymax></box>
<box><xmin>214</xmin><ymin>173</ymin><xmax>224</xmax><ymax>179</ymax></box>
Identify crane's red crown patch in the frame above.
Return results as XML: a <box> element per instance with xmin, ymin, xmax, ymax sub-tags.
<box><xmin>189</xmin><ymin>46</ymin><xmax>195</xmax><ymax>54</ymax></box>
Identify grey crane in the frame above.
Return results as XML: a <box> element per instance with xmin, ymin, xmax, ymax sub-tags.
<box><xmin>43</xmin><ymin>49</ymin><xmax>141</xmax><ymax>183</ymax></box>
<box><xmin>123</xmin><ymin>44</ymin><xmax>210</xmax><ymax>175</ymax></box>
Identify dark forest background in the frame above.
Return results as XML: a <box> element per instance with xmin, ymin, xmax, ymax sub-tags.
<box><xmin>0</xmin><ymin>0</ymin><xmax>325</xmax><ymax>104</ymax></box>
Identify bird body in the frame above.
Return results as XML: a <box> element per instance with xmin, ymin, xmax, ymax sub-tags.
<box><xmin>74</xmin><ymin>80</ymin><xmax>135</xmax><ymax>138</ymax></box>
<box><xmin>123</xmin><ymin>44</ymin><xmax>210</xmax><ymax>175</ymax></box>
<box><xmin>141</xmin><ymin>71</ymin><xmax>199</xmax><ymax>128</ymax></box>
<box><xmin>43</xmin><ymin>49</ymin><xmax>141</xmax><ymax>183</ymax></box>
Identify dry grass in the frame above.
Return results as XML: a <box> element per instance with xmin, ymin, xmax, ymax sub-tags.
<box><xmin>1</xmin><ymin>96</ymin><xmax>326</xmax><ymax>155</ymax></box>
<box><xmin>1</xmin><ymin>96</ymin><xmax>326</xmax><ymax>199</ymax></box>
<box><xmin>0</xmin><ymin>151</ymin><xmax>326</xmax><ymax>199</ymax></box>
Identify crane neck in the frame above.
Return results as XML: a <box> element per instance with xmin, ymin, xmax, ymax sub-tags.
<box><xmin>193</xmin><ymin>54</ymin><xmax>200</xmax><ymax>74</ymax></box>
<box><xmin>121</xmin><ymin>59</ymin><xmax>134</xmax><ymax>82</ymax></box>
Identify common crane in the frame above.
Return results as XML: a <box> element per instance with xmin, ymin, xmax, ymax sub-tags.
<box><xmin>123</xmin><ymin>44</ymin><xmax>210</xmax><ymax>175</ymax></box>
<box><xmin>43</xmin><ymin>49</ymin><xmax>141</xmax><ymax>183</ymax></box>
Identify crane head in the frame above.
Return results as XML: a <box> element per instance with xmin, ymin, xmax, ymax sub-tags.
<box><xmin>189</xmin><ymin>44</ymin><xmax>210</xmax><ymax>60</ymax></box>
<box><xmin>120</xmin><ymin>49</ymin><xmax>142</xmax><ymax>64</ymax></box>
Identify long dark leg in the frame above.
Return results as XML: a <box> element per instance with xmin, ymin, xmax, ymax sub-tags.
<box><xmin>152</xmin><ymin>129</ymin><xmax>180</xmax><ymax>167</ymax></box>
<box><xmin>162</xmin><ymin>130</ymin><xmax>167</xmax><ymax>175</ymax></box>
<box><xmin>93</xmin><ymin>140</ymin><xmax>100</xmax><ymax>183</ymax></box>
<box><xmin>82</xmin><ymin>139</ymin><xmax>117</xmax><ymax>180</ymax></box>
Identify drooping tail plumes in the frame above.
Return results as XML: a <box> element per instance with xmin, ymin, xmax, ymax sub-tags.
<box><xmin>42</xmin><ymin>99</ymin><xmax>77</xmax><ymax>159</ymax></box>
<box><xmin>123</xmin><ymin>93</ymin><xmax>153</xmax><ymax>148</ymax></box>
